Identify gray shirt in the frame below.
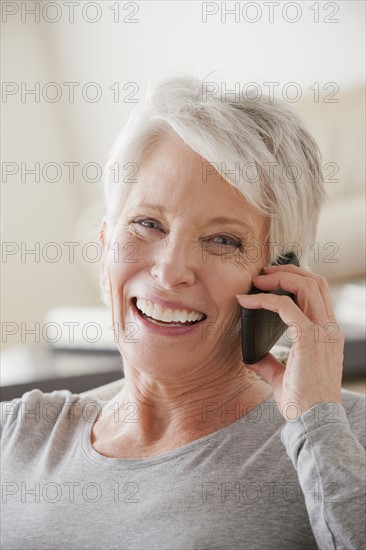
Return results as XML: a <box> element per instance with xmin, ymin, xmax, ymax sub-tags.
<box><xmin>1</xmin><ymin>387</ymin><xmax>365</xmax><ymax>550</ymax></box>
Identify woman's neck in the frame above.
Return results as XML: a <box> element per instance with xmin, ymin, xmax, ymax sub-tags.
<box><xmin>91</xmin><ymin>369</ymin><xmax>273</xmax><ymax>459</ymax></box>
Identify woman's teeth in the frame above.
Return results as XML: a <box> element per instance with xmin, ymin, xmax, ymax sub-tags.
<box><xmin>135</xmin><ymin>298</ymin><xmax>205</xmax><ymax>325</ymax></box>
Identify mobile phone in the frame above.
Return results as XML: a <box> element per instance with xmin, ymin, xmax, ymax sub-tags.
<box><xmin>241</xmin><ymin>252</ymin><xmax>300</xmax><ymax>365</ymax></box>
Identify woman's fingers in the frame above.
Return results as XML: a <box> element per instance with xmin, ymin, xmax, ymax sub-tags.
<box><xmin>252</xmin><ymin>271</ymin><xmax>329</xmax><ymax>325</ymax></box>
<box><xmin>263</xmin><ymin>264</ymin><xmax>337</xmax><ymax>321</ymax></box>
<box><xmin>237</xmin><ymin>291</ymin><xmax>308</xmax><ymax>335</ymax></box>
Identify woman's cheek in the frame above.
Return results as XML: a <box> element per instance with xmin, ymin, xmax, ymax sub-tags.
<box><xmin>107</xmin><ymin>235</ymin><xmax>145</xmax><ymax>280</ymax></box>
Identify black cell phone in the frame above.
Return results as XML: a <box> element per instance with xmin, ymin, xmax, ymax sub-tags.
<box><xmin>241</xmin><ymin>252</ymin><xmax>300</xmax><ymax>365</ymax></box>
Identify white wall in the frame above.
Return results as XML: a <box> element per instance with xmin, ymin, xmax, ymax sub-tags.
<box><xmin>2</xmin><ymin>0</ymin><xmax>365</xmax><ymax>348</ymax></box>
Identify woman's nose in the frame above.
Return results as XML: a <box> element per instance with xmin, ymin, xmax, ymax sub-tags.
<box><xmin>150</xmin><ymin>240</ymin><xmax>196</xmax><ymax>288</ymax></box>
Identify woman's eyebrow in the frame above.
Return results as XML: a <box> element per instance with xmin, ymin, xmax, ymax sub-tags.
<box><xmin>207</xmin><ymin>217</ymin><xmax>254</xmax><ymax>232</ymax></box>
<box><xmin>134</xmin><ymin>202</ymin><xmax>164</xmax><ymax>211</ymax></box>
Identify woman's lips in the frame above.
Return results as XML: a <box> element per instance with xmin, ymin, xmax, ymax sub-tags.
<box><xmin>131</xmin><ymin>298</ymin><xmax>206</xmax><ymax>336</ymax></box>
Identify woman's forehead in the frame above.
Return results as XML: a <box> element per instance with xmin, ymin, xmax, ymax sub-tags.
<box><xmin>128</xmin><ymin>148</ymin><xmax>250</xmax><ymax>207</ymax></box>
<box><xmin>125</xmin><ymin>178</ymin><xmax>258</xmax><ymax>222</ymax></box>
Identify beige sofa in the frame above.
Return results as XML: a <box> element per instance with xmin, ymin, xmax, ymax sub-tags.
<box><xmin>295</xmin><ymin>86</ymin><xmax>365</xmax><ymax>285</ymax></box>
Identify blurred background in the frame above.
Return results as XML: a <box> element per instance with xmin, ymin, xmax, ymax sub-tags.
<box><xmin>1</xmin><ymin>0</ymin><xmax>365</xmax><ymax>399</ymax></box>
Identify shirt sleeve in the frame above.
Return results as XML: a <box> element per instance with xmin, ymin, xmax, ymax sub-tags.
<box><xmin>281</xmin><ymin>397</ymin><xmax>366</xmax><ymax>550</ymax></box>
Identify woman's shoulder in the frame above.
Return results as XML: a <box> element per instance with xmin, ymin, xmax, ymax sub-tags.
<box><xmin>0</xmin><ymin>387</ymin><xmax>103</xmax><ymax>444</ymax></box>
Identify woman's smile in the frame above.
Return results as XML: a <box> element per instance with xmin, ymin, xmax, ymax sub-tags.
<box><xmin>131</xmin><ymin>296</ymin><xmax>207</xmax><ymax>336</ymax></box>
<box><xmin>134</xmin><ymin>296</ymin><xmax>205</xmax><ymax>323</ymax></box>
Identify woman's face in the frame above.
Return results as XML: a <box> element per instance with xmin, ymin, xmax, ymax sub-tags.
<box><xmin>102</xmin><ymin>134</ymin><xmax>269</xmax><ymax>380</ymax></box>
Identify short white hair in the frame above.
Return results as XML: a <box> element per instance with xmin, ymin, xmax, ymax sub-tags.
<box><xmin>100</xmin><ymin>74</ymin><xmax>328</xmax><ymax>304</ymax></box>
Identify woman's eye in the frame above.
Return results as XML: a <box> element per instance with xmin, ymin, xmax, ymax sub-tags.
<box><xmin>133</xmin><ymin>219</ymin><xmax>160</xmax><ymax>230</ymax></box>
<box><xmin>211</xmin><ymin>235</ymin><xmax>242</xmax><ymax>249</ymax></box>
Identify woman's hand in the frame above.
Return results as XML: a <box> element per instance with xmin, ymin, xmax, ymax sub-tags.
<box><xmin>237</xmin><ymin>264</ymin><xmax>345</xmax><ymax>421</ymax></box>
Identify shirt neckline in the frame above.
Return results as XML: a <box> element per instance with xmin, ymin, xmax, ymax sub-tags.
<box><xmin>81</xmin><ymin>392</ymin><xmax>277</xmax><ymax>470</ymax></box>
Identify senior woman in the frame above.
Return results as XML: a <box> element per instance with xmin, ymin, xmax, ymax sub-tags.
<box><xmin>1</xmin><ymin>75</ymin><xmax>365</xmax><ymax>550</ymax></box>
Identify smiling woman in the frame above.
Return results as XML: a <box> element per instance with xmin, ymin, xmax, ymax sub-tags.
<box><xmin>1</xmin><ymin>75</ymin><xmax>365</xmax><ymax>550</ymax></box>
